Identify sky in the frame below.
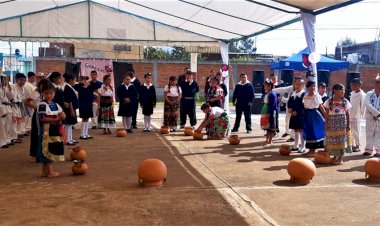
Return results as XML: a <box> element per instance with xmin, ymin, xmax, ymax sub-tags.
<box><xmin>0</xmin><ymin>0</ymin><xmax>379</xmax><ymax>57</ymax></box>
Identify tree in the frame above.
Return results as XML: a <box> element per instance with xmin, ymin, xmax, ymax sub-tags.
<box><xmin>170</xmin><ymin>47</ymin><xmax>190</xmax><ymax>61</ymax></box>
<box><xmin>336</xmin><ymin>37</ymin><xmax>356</xmax><ymax>47</ymax></box>
<box><xmin>228</xmin><ymin>38</ymin><xmax>256</xmax><ymax>53</ymax></box>
<box><xmin>144</xmin><ymin>46</ymin><xmax>170</xmax><ymax>60</ymax></box>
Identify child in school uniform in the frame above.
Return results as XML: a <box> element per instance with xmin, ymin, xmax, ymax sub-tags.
<box><xmin>261</xmin><ymin>79</ymin><xmax>278</xmax><ymax>146</ymax></box>
<box><xmin>139</xmin><ymin>73</ymin><xmax>156</xmax><ymax>132</ymax></box>
<box><xmin>0</xmin><ymin>74</ymin><xmax>9</xmax><ymax>148</ymax></box>
<box><xmin>97</xmin><ymin>74</ymin><xmax>116</xmax><ymax>134</ymax></box>
<box><xmin>1</xmin><ymin>76</ymin><xmax>14</xmax><ymax>146</ymax></box>
<box><xmin>62</xmin><ymin>73</ymin><xmax>79</xmax><ymax>145</ymax></box>
<box><xmin>117</xmin><ymin>73</ymin><xmax>138</xmax><ymax>133</ymax></box>
<box><xmin>36</xmin><ymin>82</ymin><xmax>66</xmax><ymax>177</ymax></box>
<box><xmin>324</xmin><ymin>84</ymin><xmax>351</xmax><ymax>165</ymax></box>
<box><xmin>11</xmin><ymin>73</ymin><xmax>28</xmax><ymax>142</ymax></box>
<box><xmin>287</xmin><ymin>77</ymin><xmax>306</xmax><ymax>153</ymax></box>
<box><xmin>363</xmin><ymin>75</ymin><xmax>380</xmax><ymax>157</ymax></box>
<box><xmin>349</xmin><ymin>78</ymin><xmax>366</xmax><ymax>152</ymax></box>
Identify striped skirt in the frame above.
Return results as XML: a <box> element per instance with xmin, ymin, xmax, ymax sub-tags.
<box><xmin>325</xmin><ymin>114</ymin><xmax>348</xmax><ymax>156</ymax></box>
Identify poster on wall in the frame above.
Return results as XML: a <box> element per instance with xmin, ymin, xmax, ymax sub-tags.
<box><xmin>79</xmin><ymin>59</ymin><xmax>114</xmax><ymax>88</ymax></box>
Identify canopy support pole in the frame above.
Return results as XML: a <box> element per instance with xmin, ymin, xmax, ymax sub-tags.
<box><xmin>301</xmin><ymin>12</ymin><xmax>318</xmax><ymax>85</ymax></box>
<box><xmin>190</xmin><ymin>53</ymin><xmax>198</xmax><ymax>80</ymax></box>
<box><xmin>219</xmin><ymin>41</ymin><xmax>229</xmax><ymax>114</ymax></box>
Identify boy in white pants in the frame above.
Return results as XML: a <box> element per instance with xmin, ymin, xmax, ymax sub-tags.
<box><xmin>273</xmin><ymin>84</ymin><xmax>295</xmax><ymax>142</ymax></box>
<box><xmin>363</xmin><ymin>75</ymin><xmax>380</xmax><ymax>157</ymax></box>
<box><xmin>349</xmin><ymin>78</ymin><xmax>366</xmax><ymax>152</ymax></box>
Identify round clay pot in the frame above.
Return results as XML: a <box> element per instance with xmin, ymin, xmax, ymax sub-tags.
<box><xmin>364</xmin><ymin>158</ymin><xmax>380</xmax><ymax>183</ymax></box>
<box><xmin>192</xmin><ymin>131</ymin><xmax>204</xmax><ymax>140</ymax></box>
<box><xmin>70</xmin><ymin>147</ymin><xmax>86</xmax><ymax>161</ymax></box>
<box><xmin>229</xmin><ymin>135</ymin><xmax>240</xmax><ymax>145</ymax></box>
<box><xmin>138</xmin><ymin>159</ymin><xmax>167</xmax><ymax>187</ymax></box>
<box><xmin>287</xmin><ymin>158</ymin><xmax>316</xmax><ymax>185</ymax></box>
<box><xmin>116</xmin><ymin>129</ymin><xmax>127</xmax><ymax>137</ymax></box>
<box><xmin>314</xmin><ymin>151</ymin><xmax>331</xmax><ymax>164</ymax></box>
<box><xmin>184</xmin><ymin>127</ymin><xmax>194</xmax><ymax>136</ymax></box>
<box><xmin>72</xmin><ymin>160</ymin><xmax>88</xmax><ymax>175</ymax></box>
<box><xmin>161</xmin><ymin>126</ymin><xmax>170</xmax><ymax>134</ymax></box>
<box><xmin>279</xmin><ymin>144</ymin><xmax>291</xmax><ymax>156</ymax></box>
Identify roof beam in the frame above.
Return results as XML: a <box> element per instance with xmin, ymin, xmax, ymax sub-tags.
<box><xmin>179</xmin><ymin>0</ymin><xmax>272</xmax><ymax>28</ymax></box>
<box><xmin>269</xmin><ymin>0</ymin><xmax>313</xmax><ymax>14</ymax></box>
<box><xmin>124</xmin><ymin>0</ymin><xmax>245</xmax><ymax>38</ymax></box>
<box><xmin>313</xmin><ymin>0</ymin><xmax>364</xmax><ymax>15</ymax></box>
<box><xmin>0</xmin><ymin>0</ymin><xmax>16</xmax><ymax>5</ymax></box>
<box><xmin>244</xmin><ymin>0</ymin><xmax>299</xmax><ymax>14</ymax></box>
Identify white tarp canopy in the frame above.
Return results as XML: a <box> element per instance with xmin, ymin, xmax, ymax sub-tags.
<box><xmin>0</xmin><ymin>0</ymin><xmax>362</xmax><ymax>47</ymax></box>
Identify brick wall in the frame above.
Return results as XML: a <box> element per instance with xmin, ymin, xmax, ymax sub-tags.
<box><xmin>36</xmin><ymin>59</ymin><xmax>66</xmax><ymax>76</ymax></box>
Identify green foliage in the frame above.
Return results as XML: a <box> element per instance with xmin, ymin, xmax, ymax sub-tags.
<box><xmin>228</xmin><ymin>38</ymin><xmax>256</xmax><ymax>53</ymax></box>
<box><xmin>336</xmin><ymin>37</ymin><xmax>356</xmax><ymax>47</ymax></box>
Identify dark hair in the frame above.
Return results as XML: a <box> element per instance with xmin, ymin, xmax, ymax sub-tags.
<box><xmin>329</xmin><ymin>83</ymin><xmax>347</xmax><ymax>110</ymax></box>
<box><xmin>184</xmin><ymin>67</ymin><xmax>189</xmax><ymax>71</ymax></box>
<box><xmin>185</xmin><ymin>70</ymin><xmax>192</xmax><ymax>75</ymax></box>
<box><xmin>169</xmin><ymin>76</ymin><xmax>176</xmax><ymax>82</ymax></box>
<box><xmin>210</xmin><ymin>77</ymin><xmax>219</xmax><ymax>83</ymax></box>
<box><xmin>168</xmin><ymin>76</ymin><xmax>178</xmax><ymax>93</ymax></box>
<box><xmin>123</xmin><ymin>73</ymin><xmax>132</xmax><ymax>80</ymax></box>
<box><xmin>90</xmin><ymin>70</ymin><xmax>97</xmax><ymax>74</ymax></box>
<box><xmin>264</xmin><ymin>79</ymin><xmax>274</xmax><ymax>89</ymax></box>
<box><xmin>27</xmin><ymin>72</ymin><xmax>36</xmax><ymax>78</ymax></box>
<box><xmin>216</xmin><ymin>72</ymin><xmax>222</xmax><ymax>76</ymax></box>
<box><xmin>201</xmin><ymin>103</ymin><xmax>211</xmax><ymax>111</ymax></box>
<box><xmin>63</xmin><ymin>73</ymin><xmax>75</xmax><ymax>83</ymax></box>
<box><xmin>127</xmin><ymin>71</ymin><xmax>134</xmax><ymax>78</ymax></box>
<box><xmin>350</xmin><ymin>78</ymin><xmax>362</xmax><ymax>85</ymax></box>
<box><xmin>318</xmin><ymin>82</ymin><xmax>327</xmax><ymax>88</ymax></box>
<box><xmin>270</xmin><ymin>73</ymin><xmax>277</xmax><ymax>77</ymax></box>
<box><xmin>103</xmin><ymin>74</ymin><xmax>111</xmax><ymax>83</ymax></box>
<box><xmin>37</xmin><ymin>79</ymin><xmax>54</xmax><ymax>94</ymax></box>
<box><xmin>306</xmin><ymin>81</ymin><xmax>316</xmax><ymax>88</ymax></box>
<box><xmin>15</xmin><ymin>73</ymin><xmax>26</xmax><ymax>80</ymax></box>
<box><xmin>240</xmin><ymin>73</ymin><xmax>247</xmax><ymax>77</ymax></box>
<box><xmin>144</xmin><ymin>73</ymin><xmax>153</xmax><ymax>79</ymax></box>
<box><xmin>49</xmin><ymin>72</ymin><xmax>62</xmax><ymax>83</ymax></box>
<box><xmin>332</xmin><ymin>83</ymin><xmax>345</xmax><ymax>91</ymax></box>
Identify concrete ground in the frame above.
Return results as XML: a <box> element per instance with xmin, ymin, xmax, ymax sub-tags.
<box><xmin>0</xmin><ymin>104</ymin><xmax>379</xmax><ymax>226</ymax></box>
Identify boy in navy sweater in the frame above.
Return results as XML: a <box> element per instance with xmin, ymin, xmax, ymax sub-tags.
<box><xmin>232</xmin><ymin>73</ymin><xmax>254</xmax><ymax>133</ymax></box>
<box><xmin>180</xmin><ymin>70</ymin><xmax>199</xmax><ymax>128</ymax></box>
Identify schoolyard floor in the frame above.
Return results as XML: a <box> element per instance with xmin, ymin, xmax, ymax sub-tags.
<box><xmin>0</xmin><ymin>105</ymin><xmax>379</xmax><ymax>226</ymax></box>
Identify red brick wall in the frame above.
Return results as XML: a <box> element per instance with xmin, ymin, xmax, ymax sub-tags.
<box><xmin>157</xmin><ymin>63</ymin><xmax>189</xmax><ymax>87</ymax></box>
<box><xmin>358</xmin><ymin>66</ymin><xmax>380</xmax><ymax>91</ymax></box>
<box><xmin>132</xmin><ymin>62</ymin><xmax>154</xmax><ymax>84</ymax></box>
<box><xmin>36</xmin><ymin>59</ymin><xmax>66</xmax><ymax>75</ymax></box>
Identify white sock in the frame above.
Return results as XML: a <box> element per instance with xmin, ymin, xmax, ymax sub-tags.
<box><xmin>147</xmin><ymin>115</ymin><xmax>151</xmax><ymax>129</ymax></box>
<box><xmin>144</xmin><ymin>116</ymin><xmax>148</xmax><ymax>129</ymax></box>
<box><xmin>122</xmin><ymin>117</ymin><xmax>127</xmax><ymax>129</ymax></box>
<box><xmin>126</xmin><ymin>117</ymin><xmax>132</xmax><ymax>129</ymax></box>
<box><xmin>84</xmin><ymin>122</ymin><xmax>89</xmax><ymax>136</ymax></box>
<box><xmin>105</xmin><ymin>123</ymin><xmax>109</xmax><ymax>129</ymax></box>
<box><xmin>300</xmin><ymin>132</ymin><xmax>306</xmax><ymax>149</ymax></box>
<box><xmin>81</xmin><ymin>122</ymin><xmax>86</xmax><ymax>137</ymax></box>
<box><xmin>294</xmin><ymin>132</ymin><xmax>300</xmax><ymax>149</ymax></box>
<box><xmin>65</xmin><ymin>125</ymin><xmax>70</xmax><ymax>143</ymax></box>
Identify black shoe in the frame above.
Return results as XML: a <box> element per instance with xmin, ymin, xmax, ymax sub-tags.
<box><xmin>8</xmin><ymin>142</ymin><xmax>14</xmax><ymax>146</ymax></box>
<box><xmin>363</xmin><ymin>152</ymin><xmax>372</xmax><ymax>157</ymax></box>
<box><xmin>87</xmin><ymin>135</ymin><xmax>93</xmax><ymax>139</ymax></box>
<box><xmin>246</xmin><ymin>130</ymin><xmax>252</xmax><ymax>134</ymax></box>
<box><xmin>282</xmin><ymin>133</ymin><xmax>289</xmax><ymax>138</ymax></box>
<box><xmin>231</xmin><ymin>128</ymin><xmax>238</xmax><ymax>132</ymax></box>
<box><xmin>80</xmin><ymin>136</ymin><xmax>88</xmax><ymax>140</ymax></box>
<box><xmin>91</xmin><ymin>126</ymin><xmax>97</xmax><ymax>129</ymax></box>
<box><xmin>72</xmin><ymin>140</ymin><xmax>79</xmax><ymax>144</ymax></box>
<box><xmin>291</xmin><ymin>147</ymin><xmax>299</xmax><ymax>152</ymax></box>
<box><xmin>18</xmin><ymin>134</ymin><xmax>24</xmax><ymax>139</ymax></box>
<box><xmin>287</xmin><ymin>138</ymin><xmax>295</xmax><ymax>142</ymax></box>
<box><xmin>179</xmin><ymin>125</ymin><xmax>185</xmax><ymax>129</ymax></box>
<box><xmin>127</xmin><ymin>129</ymin><xmax>133</xmax><ymax>133</ymax></box>
<box><xmin>1</xmin><ymin>145</ymin><xmax>9</xmax><ymax>149</ymax></box>
<box><xmin>132</xmin><ymin>126</ymin><xmax>138</xmax><ymax>129</ymax></box>
<box><xmin>66</xmin><ymin>141</ymin><xmax>76</xmax><ymax>146</ymax></box>
<box><xmin>373</xmin><ymin>153</ymin><xmax>380</xmax><ymax>158</ymax></box>
<box><xmin>273</xmin><ymin>133</ymin><xmax>278</xmax><ymax>138</ymax></box>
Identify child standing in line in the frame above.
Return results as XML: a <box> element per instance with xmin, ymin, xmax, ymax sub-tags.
<box><xmin>11</xmin><ymin>73</ymin><xmax>28</xmax><ymax>142</ymax></box>
<box><xmin>324</xmin><ymin>84</ymin><xmax>351</xmax><ymax>165</ymax></box>
<box><xmin>139</xmin><ymin>73</ymin><xmax>156</xmax><ymax>132</ymax></box>
<box><xmin>261</xmin><ymin>79</ymin><xmax>278</xmax><ymax>146</ymax></box>
<box><xmin>302</xmin><ymin>81</ymin><xmax>326</xmax><ymax>157</ymax></box>
<box><xmin>36</xmin><ymin>82</ymin><xmax>66</xmax><ymax>177</ymax></box>
<box><xmin>117</xmin><ymin>73</ymin><xmax>138</xmax><ymax>133</ymax></box>
<box><xmin>62</xmin><ymin>73</ymin><xmax>79</xmax><ymax>145</ymax></box>
<box><xmin>287</xmin><ymin>77</ymin><xmax>306</xmax><ymax>153</ymax></box>
<box><xmin>0</xmin><ymin>74</ymin><xmax>9</xmax><ymax>148</ymax></box>
<box><xmin>349</xmin><ymin>78</ymin><xmax>366</xmax><ymax>152</ymax></box>
<box><xmin>163</xmin><ymin>76</ymin><xmax>182</xmax><ymax>132</ymax></box>
<box><xmin>97</xmin><ymin>74</ymin><xmax>116</xmax><ymax>135</ymax></box>
<box><xmin>1</xmin><ymin>76</ymin><xmax>14</xmax><ymax>146</ymax></box>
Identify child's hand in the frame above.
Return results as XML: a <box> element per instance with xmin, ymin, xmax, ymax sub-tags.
<box><xmin>292</xmin><ymin>111</ymin><xmax>297</xmax><ymax>117</ymax></box>
<box><xmin>288</xmin><ymin>108</ymin><xmax>293</xmax><ymax>113</ymax></box>
<box><xmin>59</xmin><ymin>112</ymin><xmax>66</xmax><ymax>120</ymax></box>
<box><xmin>124</xmin><ymin>98</ymin><xmax>130</xmax><ymax>104</ymax></box>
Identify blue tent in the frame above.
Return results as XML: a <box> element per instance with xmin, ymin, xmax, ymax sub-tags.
<box><xmin>271</xmin><ymin>48</ymin><xmax>349</xmax><ymax>71</ymax></box>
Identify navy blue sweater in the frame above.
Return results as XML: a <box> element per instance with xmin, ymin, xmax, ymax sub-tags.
<box><xmin>232</xmin><ymin>82</ymin><xmax>255</xmax><ymax>106</ymax></box>
<box><xmin>180</xmin><ymin>80</ymin><xmax>199</xmax><ymax>98</ymax></box>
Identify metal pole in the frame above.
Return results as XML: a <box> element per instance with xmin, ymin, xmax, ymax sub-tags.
<box><xmin>9</xmin><ymin>41</ymin><xmax>13</xmax><ymax>83</ymax></box>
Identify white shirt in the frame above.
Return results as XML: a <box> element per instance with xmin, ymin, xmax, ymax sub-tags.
<box><xmin>323</xmin><ymin>98</ymin><xmax>352</xmax><ymax>116</ymax></box>
<box><xmin>365</xmin><ymin>90</ymin><xmax>380</xmax><ymax>119</ymax></box>
<box><xmin>164</xmin><ymin>85</ymin><xmax>182</xmax><ymax>97</ymax></box>
<box><xmin>303</xmin><ymin>94</ymin><xmax>322</xmax><ymax>109</ymax></box>
<box><xmin>350</xmin><ymin>90</ymin><xmax>366</xmax><ymax>119</ymax></box>
<box><xmin>97</xmin><ymin>85</ymin><xmax>114</xmax><ymax>97</ymax></box>
<box><xmin>11</xmin><ymin>84</ymin><xmax>27</xmax><ymax>103</ymax></box>
<box><xmin>210</xmin><ymin>106</ymin><xmax>224</xmax><ymax>117</ymax></box>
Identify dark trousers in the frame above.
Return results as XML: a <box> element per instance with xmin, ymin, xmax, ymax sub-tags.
<box><xmin>233</xmin><ymin>104</ymin><xmax>252</xmax><ymax>130</ymax></box>
<box><xmin>180</xmin><ymin>99</ymin><xmax>197</xmax><ymax>126</ymax></box>
<box><xmin>29</xmin><ymin>110</ymin><xmax>38</xmax><ymax>157</ymax></box>
<box><xmin>132</xmin><ymin>101</ymin><xmax>139</xmax><ymax>127</ymax></box>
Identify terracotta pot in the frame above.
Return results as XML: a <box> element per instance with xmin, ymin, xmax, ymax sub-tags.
<box><xmin>287</xmin><ymin>158</ymin><xmax>316</xmax><ymax>185</ymax></box>
<box><xmin>184</xmin><ymin>127</ymin><xmax>194</xmax><ymax>136</ymax></box>
<box><xmin>72</xmin><ymin>160</ymin><xmax>88</xmax><ymax>175</ymax></box>
<box><xmin>364</xmin><ymin>158</ymin><xmax>380</xmax><ymax>183</ymax></box>
<box><xmin>192</xmin><ymin>131</ymin><xmax>204</xmax><ymax>140</ymax></box>
<box><xmin>229</xmin><ymin>135</ymin><xmax>240</xmax><ymax>145</ymax></box>
<box><xmin>70</xmin><ymin>147</ymin><xmax>86</xmax><ymax>161</ymax></box>
<box><xmin>138</xmin><ymin>159</ymin><xmax>167</xmax><ymax>187</ymax></box>
<box><xmin>314</xmin><ymin>151</ymin><xmax>331</xmax><ymax>164</ymax></box>
<box><xmin>161</xmin><ymin>126</ymin><xmax>170</xmax><ymax>134</ymax></box>
<box><xmin>116</xmin><ymin>129</ymin><xmax>127</xmax><ymax>137</ymax></box>
<box><xmin>279</xmin><ymin>144</ymin><xmax>291</xmax><ymax>156</ymax></box>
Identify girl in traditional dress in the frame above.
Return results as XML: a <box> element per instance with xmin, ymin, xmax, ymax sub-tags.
<box><xmin>97</xmin><ymin>74</ymin><xmax>115</xmax><ymax>134</ymax></box>
<box><xmin>324</xmin><ymin>84</ymin><xmax>351</xmax><ymax>165</ymax></box>
<box><xmin>195</xmin><ymin>103</ymin><xmax>229</xmax><ymax>140</ymax></box>
<box><xmin>117</xmin><ymin>73</ymin><xmax>138</xmax><ymax>133</ymax></box>
<box><xmin>62</xmin><ymin>74</ymin><xmax>79</xmax><ymax>145</ymax></box>
<box><xmin>206</xmin><ymin>77</ymin><xmax>224</xmax><ymax>108</ymax></box>
<box><xmin>139</xmin><ymin>73</ymin><xmax>156</xmax><ymax>132</ymax></box>
<box><xmin>37</xmin><ymin>82</ymin><xmax>66</xmax><ymax>177</ymax></box>
<box><xmin>163</xmin><ymin>76</ymin><xmax>182</xmax><ymax>132</ymax></box>
<box><xmin>302</xmin><ymin>81</ymin><xmax>326</xmax><ymax>157</ymax></box>
<box><xmin>287</xmin><ymin>77</ymin><xmax>306</xmax><ymax>153</ymax></box>
<box><xmin>261</xmin><ymin>79</ymin><xmax>278</xmax><ymax>146</ymax></box>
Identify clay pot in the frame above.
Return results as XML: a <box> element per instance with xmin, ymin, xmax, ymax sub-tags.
<box><xmin>138</xmin><ymin>159</ymin><xmax>167</xmax><ymax>187</ymax></box>
<box><xmin>287</xmin><ymin>158</ymin><xmax>316</xmax><ymax>185</ymax></box>
<box><xmin>192</xmin><ymin>131</ymin><xmax>204</xmax><ymax>140</ymax></box>
<box><xmin>279</xmin><ymin>144</ymin><xmax>291</xmax><ymax>156</ymax></box>
<box><xmin>229</xmin><ymin>135</ymin><xmax>240</xmax><ymax>145</ymax></box>
<box><xmin>161</xmin><ymin>126</ymin><xmax>170</xmax><ymax>134</ymax></box>
<box><xmin>116</xmin><ymin>129</ymin><xmax>127</xmax><ymax>137</ymax></box>
<box><xmin>184</xmin><ymin>127</ymin><xmax>194</xmax><ymax>136</ymax></box>
<box><xmin>70</xmin><ymin>147</ymin><xmax>86</xmax><ymax>161</ymax></box>
<box><xmin>72</xmin><ymin>160</ymin><xmax>88</xmax><ymax>175</ymax></box>
<box><xmin>314</xmin><ymin>151</ymin><xmax>331</xmax><ymax>164</ymax></box>
<box><xmin>364</xmin><ymin>158</ymin><xmax>380</xmax><ymax>183</ymax></box>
